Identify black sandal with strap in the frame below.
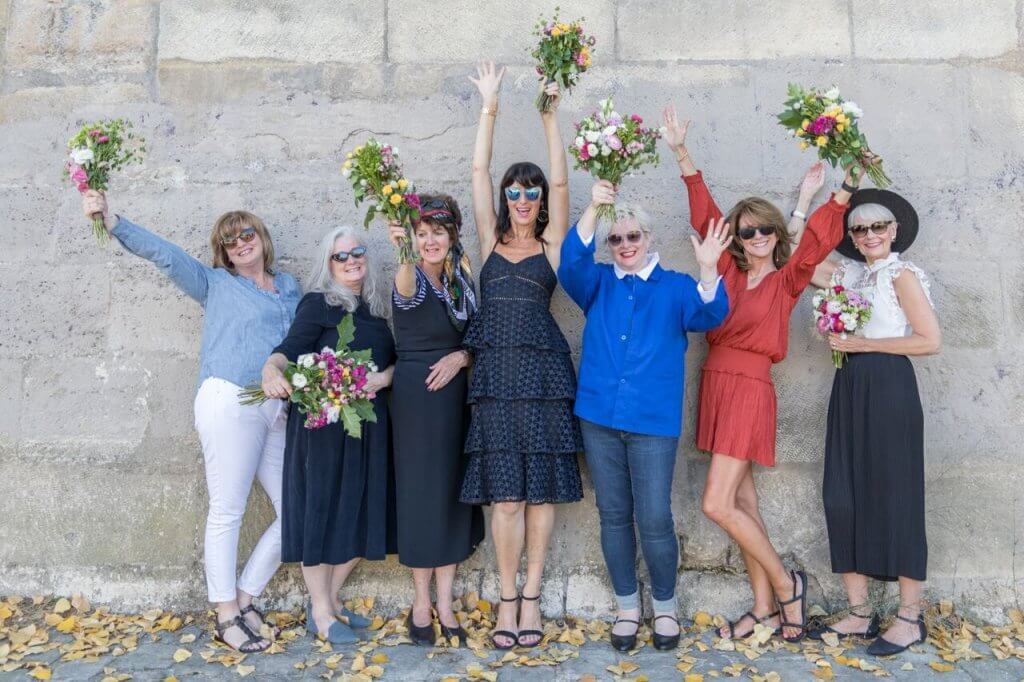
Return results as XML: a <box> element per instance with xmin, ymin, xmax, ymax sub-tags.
<box><xmin>651</xmin><ymin>614</ymin><xmax>681</xmax><ymax>651</ymax></box>
<box><xmin>240</xmin><ymin>604</ymin><xmax>279</xmax><ymax>638</ymax></box>
<box><xmin>516</xmin><ymin>593</ymin><xmax>544</xmax><ymax>649</ymax></box>
<box><xmin>777</xmin><ymin>569</ymin><xmax>808</xmax><ymax>643</ymax></box>
<box><xmin>722</xmin><ymin>609</ymin><xmax>781</xmax><ymax>639</ymax></box>
<box><xmin>491</xmin><ymin>595</ymin><xmax>519</xmax><ymax>650</ymax></box>
<box><xmin>808</xmin><ymin>609</ymin><xmax>880</xmax><ymax>641</ymax></box>
<box><xmin>866</xmin><ymin>613</ymin><xmax>926</xmax><ymax>657</ymax></box>
<box><xmin>610</xmin><ymin>615</ymin><xmax>640</xmax><ymax>652</ymax></box>
<box><xmin>214</xmin><ymin>614</ymin><xmax>270</xmax><ymax>653</ymax></box>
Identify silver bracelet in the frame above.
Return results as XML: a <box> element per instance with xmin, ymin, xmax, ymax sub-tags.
<box><xmin>791</xmin><ymin>209</ymin><xmax>807</xmax><ymax>220</ymax></box>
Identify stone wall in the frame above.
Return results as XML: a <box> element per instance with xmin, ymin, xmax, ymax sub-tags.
<box><xmin>1</xmin><ymin>0</ymin><xmax>1022</xmax><ymax>623</ymax></box>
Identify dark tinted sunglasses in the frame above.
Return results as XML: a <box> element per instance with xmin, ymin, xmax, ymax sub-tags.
<box><xmin>330</xmin><ymin>245</ymin><xmax>367</xmax><ymax>263</ymax></box>
<box><xmin>607</xmin><ymin>230</ymin><xmax>643</xmax><ymax>247</ymax></box>
<box><xmin>849</xmin><ymin>221</ymin><xmax>893</xmax><ymax>238</ymax></box>
<box><xmin>220</xmin><ymin>227</ymin><xmax>257</xmax><ymax>246</ymax></box>
<box><xmin>505</xmin><ymin>186</ymin><xmax>542</xmax><ymax>202</ymax></box>
<box><xmin>737</xmin><ymin>225</ymin><xmax>777</xmax><ymax>240</ymax></box>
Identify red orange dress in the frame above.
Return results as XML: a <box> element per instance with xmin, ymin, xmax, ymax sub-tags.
<box><xmin>684</xmin><ymin>172</ymin><xmax>845</xmax><ymax>466</ymax></box>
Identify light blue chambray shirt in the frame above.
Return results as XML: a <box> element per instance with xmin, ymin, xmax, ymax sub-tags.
<box><xmin>111</xmin><ymin>217</ymin><xmax>302</xmax><ymax>391</ymax></box>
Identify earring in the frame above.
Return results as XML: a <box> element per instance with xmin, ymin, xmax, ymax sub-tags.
<box><xmin>538</xmin><ymin>208</ymin><xmax>549</xmax><ymax>224</ymax></box>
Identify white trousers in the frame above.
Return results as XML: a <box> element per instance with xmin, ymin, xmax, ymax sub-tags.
<box><xmin>194</xmin><ymin>377</ymin><xmax>287</xmax><ymax>603</ymax></box>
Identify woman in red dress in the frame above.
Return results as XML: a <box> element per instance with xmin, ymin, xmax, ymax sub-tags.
<box><xmin>663</xmin><ymin>106</ymin><xmax>858</xmax><ymax>642</ymax></box>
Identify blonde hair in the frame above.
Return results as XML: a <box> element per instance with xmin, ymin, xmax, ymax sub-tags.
<box><xmin>210</xmin><ymin>210</ymin><xmax>275</xmax><ymax>272</ymax></box>
<box><xmin>724</xmin><ymin>197</ymin><xmax>792</xmax><ymax>272</ymax></box>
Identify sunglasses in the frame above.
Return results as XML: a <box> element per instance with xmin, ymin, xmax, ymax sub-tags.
<box><xmin>607</xmin><ymin>230</ymin><xmax>644</xmax><ymax>247</ymax></box>
<box><xmin>736</xmin><ymin>225</ymin><xmax>777</xmax><ymax>240</ymax></box>
<box><xmin>505</xmin><ymin>186</ymin><xmax>543</xmax><ymax>202</ymax></box>
<box><xmin>330</xmin><ymin>245</ymin><xmax>367</xmax><ymax>263</ymax></box>
<box><xmin>220</xmin><ymin>227</ymin><xmax>257</xmax><ymax>247</ymax></box>
<box><xmin>848</xmin><ymin>221</ymin><xmax>893</xmax><ymax>238</ymax></box>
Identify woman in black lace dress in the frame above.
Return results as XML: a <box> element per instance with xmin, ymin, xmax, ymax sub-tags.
<box><xmin>463</xmin><ymin>61</ymin><xmax>583</xmax><ymax>649</ymax></box>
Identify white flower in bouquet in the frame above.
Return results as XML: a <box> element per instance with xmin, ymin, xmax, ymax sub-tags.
<box><xmin>586</xmin><ymin>143</ymin><xmax>598</xmax><ymax>157</ymax></box>
<box><xmin>842</xmin><ymin>100</ymin><xmax>863</xmax><ymax>118</ymax></box>
<box><xmin>297</xmin><ymin>354</ymin><xmax>315</xmax><ymax>368</ymax></box>
<box><xmin>602</xmin><ymin>125</ymin><xmax>619</xmax><ymax>137</ymax></box>
<box><xmin>291</xmin><ymin>373</ymin><xmax>308</xmax><ymax>388</ymax></box>
<box><xmin>600</xmin><ymin>146</ymin><xmax>611</xmax><ymax>156</ymax></box>
<box><xmin>575</xmin><ymin>136</ymin><xmax>585</xmax><ymax>148</ymax></box>
<box><xmin>70</xmin><ymin>147</ymin><xmax>95</xmax><ymax>165</ymax></box>
<box><xmin>824</xmin><ymin>86</ymin><xmax>841</xmax><ymax>101</ymax></box>
<box><xmin>341</xmin><ymin>167</ymin><xmax>352</xmax><ymax>178</ymax></box>
<box><xmin>826</xmin><ymin>300</ymin><xmax>843</xmax><ymax>314</ymax></box>
<box><xmin>839</xmin><ymin>312</ymin><xmax>858</xmax><ymax>331</ymax></box>
<box><xmin>585</xmin><ymin>131</ymin><xmax>600</xmax><ymax>143</ymax></box>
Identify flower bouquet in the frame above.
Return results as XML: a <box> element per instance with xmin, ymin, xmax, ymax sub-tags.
<box><xmin>63</xmin><ymin>119</ymin><xmax>146</xmax><ymax>245</ymax></box>
<box><xmin>812</xmin><ymin>284</ymin><xmax>872</xmax><ymax>368</ymax></box>
<box><xmin>777</xmin><ymin>84</ymin><xmax>890</xmax><ymax>188</ymax></box>
<box><xmin>531</xmin><ymin>10</ymin><xmax>595</xmax><ymax>112</ymax></box>
<box><xmin>569</xmin><ymin>98</ymin><xmax>662</xmax><ymax>221</ymax></box>
<box><xmin>239</xmin><ymin>314</ymin><xmax>379</xmax><ymax>438</ymax></box>
<box><xmin>341</xmin><ymin>139</ymin><xmax>421</xmax><ymax>264</ymax></box>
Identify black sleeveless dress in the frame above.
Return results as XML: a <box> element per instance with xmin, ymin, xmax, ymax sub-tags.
<box><xmin>392</xmin><ymin>269</ymin><xmax>485</xmax><ymax>567</ymax></box>
<box><xmin>461</xmin><ymin>251</ymin><xmax>583</xmax><ymax>504</ymax></box>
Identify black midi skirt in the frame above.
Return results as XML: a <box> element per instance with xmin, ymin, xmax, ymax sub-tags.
<box><xmin>823</xmin><ymin>352</ymin><xmax>927</xmax><ymax>581</ymax></box>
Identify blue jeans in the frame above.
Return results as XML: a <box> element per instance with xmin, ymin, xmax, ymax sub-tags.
<box><xmin>580</xmin><ymin>419</ymin><xmax>680</xmax><ymax>612</ymax></box>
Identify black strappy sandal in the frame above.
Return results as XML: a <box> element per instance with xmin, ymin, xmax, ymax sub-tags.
<box><xmin>866</xmin><ymin>614</ymin><xmax>926</xmax><ymax>657</ymax></box>
<box><xmin>214</xmin><ymin>614</ymin><xmax>270</xmax><ymax>653</ymax></box>
<box><xmin>721</xmin><ymin>610</ymin><xmax>781</xmax><ymax>639</ymax></box>
<box><xmin>651</xmin><ymin>614</ymin><xmax>681</xmax><ymax>650</ymax></box>
<box><xmin>491</xmin><ymin>595</ymin><xmax>519</xmax><ymax>650</ymax></box>
<box><xmin>240</xmin><ymin>603</ymin><xmax>279</xmax><ymax>638</ymax></box>
<box><xmin>516</xmin><ymin>593</ymin><xmax>544</xmax><ymax>649</ymax></box>
<box><xmin>808</xmin><ymin>609</ymin><xmax>880</xmax><ymax>641</ymax></box>
<box><xmin>777</xmin><ymin>569</ymin><xmax>808</xmax><ymax>643</ymax></box>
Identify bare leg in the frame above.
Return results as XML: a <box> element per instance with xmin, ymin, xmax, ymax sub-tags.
<box><xmin>410</xmin><ymin>568</ymin><xmax>434</xmax><ymax>627</ymax></box>
<box><xmin>878</xmin><ymin>578</ymin><xmax>925</xmax><ymax>646</ymax></box>
<box><xmin>215</xmin><ymin>599</ymin><xmax>269</xmax><ymax>650</ymax></box>
<box><xmin>719</xmin><ymin>467</ymin><xmax>781</xmax><ymax>637</ymax></box>
<box><xmin>302</xmin><ymin>564</ymin><xmax>337</xmax><ymax>635</ymax></box>
<box><xmin>827</xmin><ymin>572</ymin><xmax>872</xmax><ymax>633</ymax></box>
<box><xmin>434</xmin><ymin>564</ymin><xmax>459</xmax><ymax>628</ymax></box>
<box><xmin>491</xmin><ymin>501</ymin><xmax>525</xmax><ymax>647</ymax></box>
<box><xmin>329</xmin><ymin>558</ymin><xmax>361</xmax><ymax>614</ymax></box>
<box><xmin>518</xmin><ymin>503</ymin><xmax>554</xmax><ymax>646</ymax></box>
<box><xmin>702</xmin><ymin>454</ymin><xmax>804</xmax><ymax>639</ymax></box>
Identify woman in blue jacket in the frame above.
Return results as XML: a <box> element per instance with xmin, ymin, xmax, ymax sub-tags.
<box><xmin>558</xmin><ymin>180</ymin><xmax>730</xmax><ymax>652</ymax></box>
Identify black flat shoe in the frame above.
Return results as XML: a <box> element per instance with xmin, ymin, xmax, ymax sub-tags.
<box><xmin>651</xmin><ymin>614</ymin><xmax>680</xmax><ymax>651</ymax></box>
<box><xmin>490</xmin><ymin>595</ymin><xmax>519</xmax><ymax>650</ymax></box>
<box><xmin>405</xmin><ymin>610</ymin><xmax>436</xmax><ymax>647</ymax></box>
<box><xmin>610</xmin><ymin>615</ymin><xmax>640</xmax><ymax>652</ymax></box>
<box><xmin>867</xmin><ymin>614</ymin><xmax>926</xmax><ymax>657</ymax></box>
<box><xmin>777</xmin><ymin>569</ymin><xmax>808</xmax><ymax>643</ymax></box>
<box><xmin>721</xmin><ymin>610</ymin><xmax>781</xmax><ymax>639</ymax></box>
<box><xmin>808</xmin><ymin>611</ymin><xmax>880</xmax><ymax>641</ymax></box>
<box><xmin>516</xmin><ymin>593</ymin><xmax>544</xmax><ymax>649</ymax></box>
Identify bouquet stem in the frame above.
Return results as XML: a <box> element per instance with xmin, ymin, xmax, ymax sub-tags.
<box><xmin>832</xmin><ymin>350</ymin><xmax>847</xmax><ymax>369</ymax></box>
<box><xmin>397</xmin><ymin>225</ymin><xmax>416</xmax><ymax>265</ymax></box>
<box><xmin>237</xmin><ymin>385</ymin><xmax>269</xmax><ymax>406</ymax></box>
<box><xmin>595</xmin><ymin>202</ymin><xmax>617</xmax><ymax>223</ymax></box>
<box><xmin>535</xmin><ymin>79</ymin><xmax>555</xmax><ymax>113</ymax></box>
<box><xmin>92</xmin><ymin>214</ymin><xmax>109</xmax><ymax>246</ymax></box>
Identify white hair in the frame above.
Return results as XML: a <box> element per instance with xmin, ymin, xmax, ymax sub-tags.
<box><xmin>848</xmin><ymin>203</ymin><xmax>896</xmax><ymax>226</ymax></box>
<box><xmin>611</xmin><ymin>203</ymin><xmax>652</xmax><ymax>233</ymax></box>
<box><xmin>305</xmin><ymin>226</ymin><xmax>390</xmax><ymax>321</ymax></box>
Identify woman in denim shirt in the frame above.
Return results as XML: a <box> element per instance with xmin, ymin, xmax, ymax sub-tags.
<box><xmin>82</xmin><ymin>190</ymin><xmax>301</xmax><ymax>653</ymax></box>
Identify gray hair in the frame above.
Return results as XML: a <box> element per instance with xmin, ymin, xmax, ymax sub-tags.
<box><xmin>611</xmin><ymin>203</ymin><xmax>652</xmax><ymax>233</ymax></box>
<box><xmin>848</xmin><ymin>203</ymin><xmax>896</xmax><ymax>226</ymax></box>
<box><xmin>305</xmin><ymin>226</ymin><xmax>390</xmax><ymax>321</ymax></box>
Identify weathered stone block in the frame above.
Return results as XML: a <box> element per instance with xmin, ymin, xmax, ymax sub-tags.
<box><xmin>564</xmin><ymin>571</ymin><xmax>616</xmax><ymax>618</ymax></box>
<box><xmin>0</xmin><ymin>183</ymin><xmax>59</xmax><ymax>262</ymax></box>
<box><xmin>853</xmin><ymin>0</ymin><xmax>1017</xmax><ymax>59</ymax></box>
<box><xmin>4</xmin><ymin>0</ymin><xmax>156</xmax><ymax>75</ymax></box>
<box><xmin>0</xmin><ymin>83</ymin><xmax>150</xmax><ymax>122</ymax></box>
<box><xmin>618</xmin><ymin>0</ymin><xmax>849</xmax><ymax>60</ymax></box>
<box><xmin>389</xmin><ymin>0</ymin><xmax>615</xmax><ymax>63</ymax></box>
<box><xmin>966</xmin><ymin>68</ymin><xmax>1024</xmax><ymax>184</ymax></box>
<box><xmin>108</xmin><ymin>261</ymin><xmax>203</xmax><ymax>356</ymax></box>
<box><xmin>927</xmin><ymin>258</ymin><xmax>1000</xmax><ymax>350</ymax></box>
<box><xmin>158</xmin><ymin>1</ymin><xmax>384</xmax><ymax>63</ymax></box>
<box><xmin>0</xmin><ymin>359</ymin><xmax>23</xmax><ymax>445</ymax></box>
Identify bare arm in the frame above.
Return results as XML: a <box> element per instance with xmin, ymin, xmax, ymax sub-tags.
<box><xmin>810</xmin><ymin>259</ymin><xmax>839</xmax><ymax>290</ymax></box>
<box><xmin>389</xmin><ymin>220</ymin><xmax>417</xmax><ymax>297</ymax></box>
<box><xmin>789</xmin><ymin>161</ymin><xmax>826</xmax><ymax>245</ymax></box>
<box><xmin>663</xmin><ymin>104</ymin><xmax>697</xmax><ymax>176</ymax></box>
<box><xmin>468</xmin><ymin>61</ymin><xmax>504</xmax><ymax>259</ymax></box>
<box><xmin>831</xmin><ymin>270</ymin><xmax>941</xmax><ymax>356</ymax></box>
<box><xmin>540</xmin><ymin>81</ymin><xmax>569</xmax><ymax>259</ymax></box>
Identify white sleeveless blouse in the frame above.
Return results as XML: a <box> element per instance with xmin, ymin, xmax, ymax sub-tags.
<box><xmin>830</xmin><ymin>253</ymin><xmax>934</xmax><ymax>340</ymax></box>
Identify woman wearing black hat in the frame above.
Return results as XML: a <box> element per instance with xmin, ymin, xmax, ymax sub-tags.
<box><xmin>388</xmin><ymin>196</ymin><xmax>485</xmax><ymax>647</ymax></box>
<box><xmin>807</xmin><ymin>189</ymin><xmax>941</xmax><ymax>656</ymax></box>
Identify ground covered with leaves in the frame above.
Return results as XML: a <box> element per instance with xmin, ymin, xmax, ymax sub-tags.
<box><xmin>2</xmin><ymin>593</ymin><xmax>1024</xmax><ymax>680</ymax></box>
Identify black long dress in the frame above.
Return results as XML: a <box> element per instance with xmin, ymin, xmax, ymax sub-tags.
<box><xmin>460</xmin><ymin>250</ymin><xmax>583</xmax><ymax>504</ymax></box>
<box><xmin>276</xmin><ymin>293</ymin><xmax>397</xmax><ymax>566</ymax></box>
<box><xmin>391</xmin><ymin>269</ymin><xmax>484</xmax><ymax>568</ymax></box>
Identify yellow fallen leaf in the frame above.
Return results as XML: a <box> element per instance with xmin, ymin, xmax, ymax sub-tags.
<box><xmin>53</xmin><ymin>598</ymin><xmax>71</xmax><ymax>614</ymax></box>
<box><xmin>367</xmin><ymin>616</ymin><xmax>385</xmax><ymax>631</ymax></box>
<box><xmin>693</xmin><ymin>611</ymin><xmax>714</xmax><ymax>627</ymax></box>
<box><xmin>236</xmin><ymin>664</ymin><xmax>255</xmax><ymax>677</ymax></box>
<box><xmin>812</xmin><ymin>668</ymin><xmax>834</xmax><ymax>680</ymax></box>
<box><xmin>172</xmin><ymin>648</ymin><xmax>192</xmax><ymax>663</ymax></box>
<box><xmin>362</xmin><ymin>665</ymin><xmax>385</xmax><ymax>678</ymax></box>
<box><xmin>619</xmin><ymin>660</ymin><xmax>639</xmax><ymax>673</ymax></box>
<box><xmin>72</xmin><ymin>592</ymin><xmax>91</xmax><ymax>613</ymax></box>
<box><xmin>900</xmin><ymin>662</ymin><xmax>914</xmax><ymax>671</ymax></box>
<box><xmin>56</xmin><ymin>616</ymin><xmax>77</xmax><ymax>633</ymax></box>
<box><xmin>929</xmin><ymin>662</ymin><xmax>956</xmax><ymax>673</ymax></box>
<box><xmin>29</xmin><ymin>668</ymin><xmax>53</xmax><ymax>680</ymax></box>
<box><xmin>164</xmin><ymin>677</ymin><xmax>179</xmax><ymax>682</ymax></box>
<box><xmin>179</xmin><ymin>633</ymin><xmax>196</xmax><ymax>644</ymax></box>
<box><xmin>684</xmin><ymin>676</ymin><xmax>705</xmax><ymax>682</ymax></box>
<box><xmin>821</xmin><ymin>631</ymin><xmax>840</xmax><ymax>648</ymax></box>
<box><xmin>351</xmin><ymin>653</ymin><xmax>366</xmax><ymax>672</ymax></box>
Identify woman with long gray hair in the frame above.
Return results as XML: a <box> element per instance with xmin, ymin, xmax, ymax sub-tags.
<box><xmin>261</xmin><ymin>227</ymin><xmax>397</xmax><ymax>644</ymax></box>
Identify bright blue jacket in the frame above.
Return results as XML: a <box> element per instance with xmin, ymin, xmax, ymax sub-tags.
<box><xmin>558</xmin><ymin>226</ymin><xmax>729</xmax><ymax>437</ymax></box>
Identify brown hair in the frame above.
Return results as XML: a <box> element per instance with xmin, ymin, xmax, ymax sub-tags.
<box><xmin>416</xmin><ymin>193</ymin><xmax>473</xmax><ymax>286</ymax></box>
<box><xmin>723</xmin><ymin>198</ymin><xmax>792</xmax><ymax>272</ymax></box>
<box><xmin>209</xmin><ymin>210</ymin><xmax>275</xmax><ymax>272</ymax></box>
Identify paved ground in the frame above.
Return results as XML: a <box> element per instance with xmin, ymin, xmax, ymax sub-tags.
<box><xmin>4</xmin><ymin>603</ymin><xmax>1024</xmax><ymax>681</ymax></box>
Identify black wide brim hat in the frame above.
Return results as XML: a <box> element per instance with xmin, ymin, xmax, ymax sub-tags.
<box><xmin>837</xmin><ymin>188</ymin><xmax>919</xmax><ymax>262</ymax></box>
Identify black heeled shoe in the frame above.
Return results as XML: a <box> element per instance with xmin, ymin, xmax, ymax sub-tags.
<box><xmin>490</xmin><ymin>595</ymin><xmax>519</xmax><ymax>650</ymax></box>
<box><xmin>440</xmin><ymin>622</ymin><xmax>468</xmax><ymax>645</ymax></box>
<box><xmin>651</xmin><ymin>614</ymin><xmax>681</xmax><ymax>651</ymax></box>
<box><xmin>516</xmin><ymin>593</ymin><xmax>544</xmax><ymax>649</ymax></box>
<box><xmin>405</xmin><ymin>610</ymin><xmax>436</xmax><ymax>647</ymax></box>
<box><xmin>808</xmin><ymin>611</ymin><xmax>880</xmax><ymax>641</ymax></box>
<box><xmin>777</xmin><ymin>569</ymin><xmax>808</xmax><ymax>643</ymax></box>
<box><xmin>867</xmin><ymin>614</ymin><xmax>926</xmax><ymax>657</ymax></box>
